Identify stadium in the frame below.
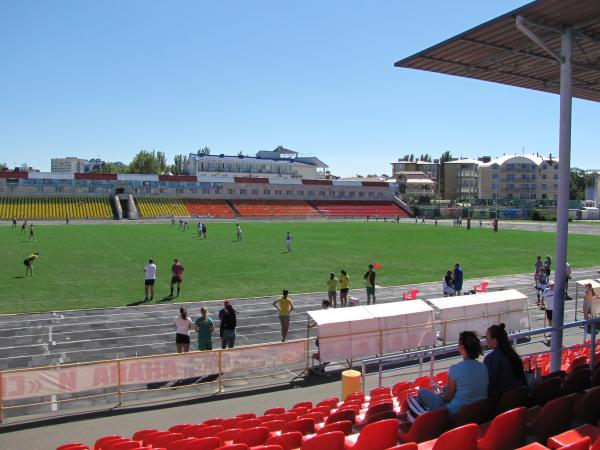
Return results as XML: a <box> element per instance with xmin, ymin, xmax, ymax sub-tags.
<box><xmin>2</xmin><ymin>1</ymin><xmax>600</xmax><ymax>450</ymax></box>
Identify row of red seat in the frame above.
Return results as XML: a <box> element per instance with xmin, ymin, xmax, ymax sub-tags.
<box><xmin>312</xmin><ymin>201</ymin><xmax>408</xmax><ymax>217</ymax></box>
<box><xmin>231</xmin><ymin>201</ymin><xmax>321</xmax><ymax>217</ymax></box>
<box><xmin>185</xmin><ymin>200</ymin><xmax>236</xmax><ymax>218</ymax></box>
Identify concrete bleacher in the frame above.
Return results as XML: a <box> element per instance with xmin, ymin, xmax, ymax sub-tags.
<box><xmin>231</xmin><ymin>200</ymin><xmax>320</xmax><ymax>218</ymax></box>
<box><xmin>185</xmin><ymin>199</ymin><xmax>236</xmax><ymax>218</ymax></box>
<box><xmin>135</xmin><ymin>198</ymin><xmax>189</xmax><ymax>218</ymax></box>
<box><xmin>312</xmin><ymin>201</ymin><xmax>409</xmax><ymax>217</ymax></box>
<box><xmin>0</xmin><ymin>197</ymin><xmax>113</xmax><ymax>220</ymax></box>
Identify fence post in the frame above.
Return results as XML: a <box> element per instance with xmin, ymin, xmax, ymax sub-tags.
<box><xmin>0</xmin><ymin>372</ymin><xmax>4</xmax><ymax>424</ymax></box>
<box><xmin>218</xmin><ymin>350</ymin><xmax>223</xmax><ymax>393</ymax></box>
<box><xmin>116</xmin><ymin>360</ymin><xmax>122</xmax><ymax>407</ymax></box>
<box><xmin>591</xmin><ymin>322</ymin><xmax>597</xmax><ymax>371</ymax></box>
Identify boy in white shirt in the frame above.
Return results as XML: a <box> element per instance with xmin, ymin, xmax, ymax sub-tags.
<box><xmin>144</xmin><ymin>259</ymin><xmax>157</xmax><ymax>301</ymax></box>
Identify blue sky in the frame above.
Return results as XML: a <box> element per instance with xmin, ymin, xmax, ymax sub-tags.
<box><xmin>0</xmin><ymin>1</ymin><xmax>598</xmax><ymax>176</ymax></box>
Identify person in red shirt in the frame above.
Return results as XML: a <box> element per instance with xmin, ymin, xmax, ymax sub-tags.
<box><xmin>170</xmin><ymin>258</ymin><xmax>185</xmax><ymax>297</ymax></box>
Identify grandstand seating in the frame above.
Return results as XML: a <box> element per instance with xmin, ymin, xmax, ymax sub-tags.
<box><xmin>56</xmin><ymin>340</ymin><xmax>600</xmax><ymax>450</ymax></box>
<box><xmin>312</xmin><ymin>201</ymin><xmax>409</xmax><ymax>217</ymax></box>
<box><xmin>232</xmin><ymin>200</ymin><xmax>320</xmax><ymax>217</ymax></box>
<box><xmin>0</xmin><ymin>197</ymin><xmax>113</xmax><ymax>220</ymax></box>
<box><xmin>135</xmin><ymin>198</ymin><xmax>188</xmax><ymax>218</ymax></box>
<box><xmin>185</xmin><ymin>199</ymin><xmax>236</xmax><ymax>218</ymax></box>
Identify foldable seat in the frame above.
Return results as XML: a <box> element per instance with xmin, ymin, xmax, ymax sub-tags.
<box><xmin>477</xmin><ymin>407</ymin><xmax>527</xmax><ymax>450</ymax></box>
<box><xmin>216</xmin><ymin>429</ymin><xmax>241</xmax><ymax>444</ymax></box>
<box><xmin>256</xmin><ymin>415</ymin><xmax>278</xmax><ymax>423</ymax></box>
<box><xmin>370</xmin><ymin>386</ymin><xmax>391</xmax><ymax>398</ymax></box>
<box><xmin>301</xmin><ymin>412</ymin><xmax>325</xmax><ymax>424</ymax></box>
<box><xmin>131</xmin><ymin>430</ymin><xmax>158</xmax><ymax>442</ymax></box>
<box><xmin>264</xmin><ymin>431</ymin><xmax>303</xmax><ymax>450</ymax></box>
<box><xmin>151</xmin><ymin>433</ymin><xmax>184</xmax><ymax>448</ymax></box>
<box><xmin>417</xmin><ymin>423</ymin><xmax>478</xmax><ymax>450</ymax></box>
<box><xmin>453</xmin><ymin>398</ymin><xmax>492</xmax><ymax>426</ymax></box>
<box><xmin>106</xmin><ymin>442</ymin><xmax>140</xmax><ymax>450</ymax></box>
<box><xmin>167</xmin><ymin>437</ymin><xmax>206</xmax><ymax>450</ymax></box>
<box><xmin>264</xmin><ymin>408</ymin><xmax>286</xmax><ymax>416</ymax></box>
<box><xmin>281</xmin><ymin>418</ymin><xmax>315</xmax><ymax>436</ymax></box>
<box><xmin>213</xmin><ymin>444</ymin><xmax>248</xmax><ymax>450</ymax></box>
<box><xmin>94</xmin><ymin>435</ymin><xmax>124</xmax><ymax>450</ymax></box>
<box><xmin>345</xmin><ymin>392</ymin><xmax>365</xmax><ymax>402</ymax></box>
<box><xmin>293</xmin><ymin>401</ymin><xmax>313</xmax><ymax>409</ymax></box>
<box><xmin>434</xmin><ymin>373</ymin><xmax>448</xmax><ymax>388</ymax></box>
<box><xmin>410</xmin><ymin>376</ymin><xmax>431</xmax><ymax>390</ymax></box>
<box><xmin>397</xmin><ymin>408</ymin><xmax>448</xmax><ymax>444</ymax></box>
<box><xmin>288</xmin><ymin>407</ymin><xmax>309</xmax><ymax>416</ymax></box>
<box><xmin>495</xmin><ymin>385</ymin><xmax>529</xmax><ymax>414</ymax></box>
<box><xmin>531</xmin><ymin>377</ymin><xmax>562</xmax><ymax>406</ymax></box>
<box><xmin>385</xmin><ymin>445</ymin><xmax>418</xmax><ymax>450</ymax></box>
<box><xmin>308</xmin><ymin>405</ymin><xmax>332</xmax><ymax>415</ymax></box>
<box><xmin>528</xmin><ymin>394</ymin><xmax>578</xmax><ymax>443</ymax></box>
<box><xmin>170</xmin><ymin>425</ymin><xmax>193</xmax><ymax>434</ymax></box>
<box><xmin>362</xmin><ymin>410</ymin><xmax>397</xmax><ymax>426</ymax></box>
<box><xmin>233</xmin><ymin>427</ymin><xmax>270</xmax><ymax>447</ymax></box>
<box><xmin>256</xmin><ymin>446</ymin><xmax>284</xmax><ymax>450</ymax></box>
<box><xmin>316</xmin><ymin>397</ymin><xmax>339</xmax><ymax>408</ymax></box>
<box><xmin>203</xmin><ymin>419</ymin><xmax>224</xmax><ymax>426</ymax></box>
<box><xmin>57</xmin><ymin>445</ymin><xmax>90</xmax><ymax>450</ymax></box>
<box><xmin>323</xmin><ymin>410</ymin><xmax>356</xmax><ymax>427</ymax></box>
<box><xmin>358</xmin><ymin>402</ymin><xmax>394</xmax><ymax>425</ymax></box>
<box><xmin>301</xmin><ymin>431</ymin><xmax>345</xmax><ymax>450</ymax></box>
<box><xmin>573</xmin><ymin>386</ymin><xmax>600</xmax><ymax>424</ymax></box>
<box><xmin>275</xmin><ymin>412</ymin><xmax>298</xmax><ymax>423</ymax></box>
<box><xmin>235</xmin><ymin>413</ymin><xmax>256</xmax><ymax>420</ymax></box>
<box><xmin>261</xmin><ymin>420</ymin><xmax>286</xmax><ymax>433</ymax></box>
<box><xmin>546</xmin><ymin>424</ymin><xmax>600</xmax><ymax>449</ymax></box>
<box><xmin>189</xmin><ymin>426</ymin><xmax>225</xmax><ymax>440</ymax></box>
<box><xmin>344</xmin><ymin>418</ymin><xmax>399</xmax><ymax>450</ymax></box>
<box><xmin>392</xmin><ymin>382</ymin><xmax>411</xmax><ymax>397</ymax></box>
<box><xmin>316</xmin><ymin>420</ymin><xmax>353</xmax><ymax>436</ymax></box>
<box><xmin>561</xmin><ymin>369</ymin><xmax>592</xmax><ymax>395</ymax></box>
<box><xmin>236</xmin><ymin>419</ymin><xmax>262</xmax><ymax>430</ymax></box>
<box><xmin>220</xmin><ymin>418</ymin><xmax>243</xmax><ymax>430</ymax></box>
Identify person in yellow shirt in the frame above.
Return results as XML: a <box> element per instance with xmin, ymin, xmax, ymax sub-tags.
<box><xmin>326</xmin><ymin>272</ymin><xmax>338</xmax><ymax>308</ymax></box>
<box><xmin>273</xmin><ymin>289</ymin><xmax>294</xmax><ymax>342</ymax></box>
<box><xmin>339</xmin><ymin>269</ymin><xmax>350</xmax><ymax>307</ymax></box>
<box><xmin>23</xmin><ymin>252</ymin><xmax>39</xmax><ymax>277</ymax></box>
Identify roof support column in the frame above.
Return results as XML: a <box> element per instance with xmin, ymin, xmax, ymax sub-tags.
<box><xmin>550</xmin><ymin>26</ymin><xmax>573</xmax><ymax>373</ymax></box>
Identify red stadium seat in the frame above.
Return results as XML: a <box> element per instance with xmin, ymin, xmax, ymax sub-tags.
<box><xmin>151</xmin><ymin>433</ymin><xmax>184</xmax><ymax>448</ymax></box>
<box><xmin>402</xmin><ymin>290</ymin><xmax>419</xmax><ymax>301</ymax></box>
<box><xmin>398</xmin><ymin>408</ymin><xmax>448</xmax><ymax>444</ymax></box>
<box><xmin>264</xmin><ymin>431</ymin><xmax>303</xmax><ymax>450</ymax></box>
<box><xmin>255</xmin><ymin>446</ymin><xmax>283</xmax><ymax>450</ymax></box>
<box><xmin>293</xmin><ymin>401</ymin><xmax>313</xmax><ymax>409</ymax></box>
<box><xmin>182</xmin><ymin>437</ymin><xmax>222</xmax><ymax>450</ymax></box>
<box><xmin>495</xmin><ymin>385</ymin><xmax>529</xmax><ymax>414</ymax></box>
<box><xmin>417</xmin><ymin>423</ymin><xmax>478</xmax><ymax>450</ymax></box>
<box><xmin>315</xmin><ymin>398</ymin><xmax>339</xmax><ymax>408</ymax></box>
<box><xmin>203</xmin><ymin>419</ymin><xmax>224</xmax><ymax>426</ymax></box>
<box><xmin>477</xmin><ymin>407</ymin><xmax>527</xmax><ymax>450</ymax></box>
<box><xmin>281</xmin><ymin>418</ymin><xmax>315</xmax><ymax>436</ymax></box>
<box><xmin>453</xmin><ymin>398</ymin><xmax>492</xmax><ymax>426</ymax></box>
<box><xmin>236</xmin><ymin>419</ymin><xmax>262</xmax><ymax>430</ymax></box>
<box><xmin>385</xmin><ymin>445</ymin><xmax>418</xmax><ymax>450</ymax></box>
<box><xmin>546</xmin><ymin>424</ymin><xmax>600</xmax><ymax>449</ymax></box>
<box><xmin>561</xmin><ymin>368</ymin><xmax>592</xmax><ymax>395</ymax></box>
<box><xmin>166</xmin><ymin>438</ymin><xmax>202</xmax><ymax>450</ymax></box>
<box><xmin>188</xmin><ymin>426</ymin><xmax>225</xmax><ymax>439</ymax></box>
<box><xmin>57</xmin><ymin>444</ymin><xmax>89</xmax><ymax>450</ymax></box>
<box><xmin>275</xmin><ymin>412</ymin><xmax>298</xmax><ymax>423</ymax></box>
<box><xmin>344</xmin><ymin>418</ymin><xmax>399</xmax><ymax>450</ymax></box>
<box><xmin>233</xmin><ymin>427</ymin><xmax>270</xmax><ymax>447</ymax></box>
<box><xmin>131</xmin><ymin>430</ymin><xmax>158</xmax><ymax>442</ymax></box>
<box><xmin>261</xmin><ymin>420</ymin><xmax>286</xmax><ymax>433</ymax></box>
<box><xmin>215</xmin><ymin>429</ymin><xmax>241</xmax><ymax>444</ymax></box>
<box><xmin>235</xmin><ymin>413</ymin><xmax>256</xmax><ymax>420</ymax></box>
<box><xmin>301</xmin><ymin>412</ymin><xmax>325</xmax><ymax>424</ymax></box>
<box><xmin>370</xmin><ymin>386</ymin><xmax>391</xmax><ymax>397</ymax></box>
<box><xmin>213</xmin><ymin>445</ymin><xmax>248</xmax><ymax>450</ymax></box>
<box><xmin>301</xmin><ymin>431</ymin><xmax>345</xmax><ymax>450</ymax></box>
<box><xmin>94</xmin><ymin>435</ymin><xmax>123</xmax><ymax>450</ymax></box>
<box><xmin>573</xmin><ymin>386</ymin><xmax>600</xmax><ymax>424</ymax></box>
<box><xmin>220</xmin><ymin>418</ymin><xmax>243</xmax><ymax>430</ymax></box>
<box><xmin>316</xmin><ymin>420</ymin><xmax>353</xmax><ymax>436</ymax></box>
<box><xmin>392</xmin><ymin>382</ymin><xmax>411</xmax><ymax>397</ymax></box>
<box><xmin>264</xmin><ymin>408</ymin><xmax>286</xmax><ymax>416</ymax></box>
<box><xmin>528</xmin><ymin>394</ymin><xmax>578</xmax><ymax>443</ymax></box>
<box><xmin>106</xmin><ymin>442</ymin><xmax>140</xmax><ymax>450</ymax></box>
<box><xmin>170</xmin><ymin>424</ymin><xmax>193</xmax><ymax>434</ymax></box>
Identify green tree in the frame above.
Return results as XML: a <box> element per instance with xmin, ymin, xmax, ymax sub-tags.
<box><xmin>156</xmin><ymin>151</ymin><xmax>168</xmax><ymax>174</ymax></box>
<box><xmin>128</xmin><ymin>150</ymin><xmax>162</xmax><ymax>174</ymax></box>
<box><xmin>170</xmin><ymin>154</ymin><xmax>189</xmax><ymax>175</ymax></box>
<box><xmin>0</xmin><ymin>162</ymin><xmax>7</xmax><ymax>171</ymax></box>
<box><xmin>419</xmin><ymin>153</ymin><xmax>432</xmax><ymax>162</ymax></box>
<box><xmin>439</xmin><ymin>150</ymin><xmax>453</xmax><ymax>198</ymax></box>
<box><xmin>197</xmin><ymin>146</ymin><xmax>211</xmax><ymax>156</ymax></box>
<box><xmin>569</xmin><ymin>167</ymin><xmax>587</xmax><ymax>200</ymax></box>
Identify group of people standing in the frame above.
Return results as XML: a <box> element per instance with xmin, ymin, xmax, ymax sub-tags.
<box><xmin>143</xmin><ymin>258</ymin><xmax>185</xmax><ymax>301</ymax></box>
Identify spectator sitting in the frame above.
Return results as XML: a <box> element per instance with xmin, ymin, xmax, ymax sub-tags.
<box><xmin>484</xmin><ymin>323</ymin><xmax>526</xmax><ymax>403</ymax></box>
<box><xmin>409</xmin><ymin>331</ymin><xmax>488</xmax><ymax>421</ymax></box>
<box><xmin>443</xmin><ymin>270</ymin><xmax>455</xmax><ymax>297</ymax></box>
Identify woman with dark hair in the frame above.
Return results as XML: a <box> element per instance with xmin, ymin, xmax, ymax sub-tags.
<box><xmin>484</xmin><ymin>323</ymin><xmax>526</xmax><ymax>402</ymax></box>
<box><xmin>175</xmin><ymin>306</ymin><xmax>192</xmax><ymax>353</ymax></box>
<box><xmin>410</xmin><ymin>331</ymin><xmax>488</xmax><ymax>420</ymax></box>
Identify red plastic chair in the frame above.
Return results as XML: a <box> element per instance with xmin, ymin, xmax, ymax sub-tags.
<box><xmin>345</xmin><ymin>392</ymin><xmax>365</xmax><ymax>402</ymax></box>
<box><xmin>385</xmin><ymin>445</ymin><xmax>418</xmax><ymax>450</ymax></box>
<box><xmin>417</xmin><ymin>423</ymin><xmax>478</xmax><ymax>450</ymax></box>
<box><xmin>264</xmin><ymin>407</ymin><xmax>286</xmax><ymax>416</ymax></box>
<box><xmin>477</xmin><ymin>407</ymin><xmax>527</xmax><ymax>450</ymax></box>
<box><xmin>344</xmin><ymin>418</ymin><xmax>399</xmax><ymax>450</ymax></box>
<box><xmin>94</xmin><ymin>435</ymin><xmax>123</xmax><ymax>450</ymax></box>
<box><xmin>216</xmin><ymin>429</ymin><xmax>241</xmax><ymax>444</ymax></box>
<box><xmin>398</xmin><ymin>408</ymin><xmax>448</xmax><ymax>444</ymax></box>
<box><xmin>275</xmin><ymin>412</ymin><xmax>298</xmax><ymax>423</ymax></box>
<box><xmin>255</xmin><ymin>446</ymin><xmax>283</xmax><ymax>450</ymax></box>
<box><xmin>547</xmin><ymin>424</ymin><xmax>600</xmax><ymax>449</ymax></box>
<box><xmin>392</xmin><ymin>382</ymin><xmax>411</xmax><ymax>397</ymax></box>
<box><xmin>316</xmin><ymin>397</ymin><xmax>339</xmax><ymax>408</ymax></box>
<box><xmin>281</xmin><ymin>418</ymin><xmax>315</xmax><ymax>436</ymax></box>
<box><xmin>264</xmin><ymin>431</ymin><xmax>303</xmax><ymax>450</ymax></box>
<box><xmin>561</xmin><ymin>369</ymin><xmax>592</xmax><ymax>395</ymax></box>
<box><xmin>528</xmin><ymin>394</ymin><xmax>578</xmax><ymax>443</ymax></box>
<box><xmin>233</xmin><ymin>427</ymin><xmax>270</xmax><ymax>447</ymax></box>
<box><xmin>309</xmin><ymin>405</ymin><xmax>334</xmax><ymax>415</ymax></box>
<box><xmin>402</xmin><ymin>289</ymin><xmax>419</xmax><ymax>300</ymax></box>
<box><xmin>495</xmin><ymin>385</ymin><xmax>529</xmax><ymax>414</ymax></box>
<box><xmin>301</xmin><ymin>412</ymin><xmax>325</xmax><ymax>424</ymax></box>
<box><xmin>362</xmin><ymin>410</ymin><xmax>397</xmax><ymax>426</ymax></box>
<box><xmin>235</xmin><ymin>413</ymin><xmax>256</xmax><ymax>420</ymax></box>
<box><xmin>237</xmin><ymin>419</ymin><xmax>262</xmax><ymax>430</ymax></box>
<box><xmin>573</xmin><ymin>386</ymin><xmax>600</xmax><ymax>424</ymax></box>
<box><xmin>474</xmin><ymin>282</ymin><xmax>489</xmax><ymax>292</ymax></box>
<box><xmin>182</xmin><ymin>437</ymin><xmax>222</xmax><ymax>450</ymax></box>
<box><xmin>170</xmin><ymin>424</ymin><xmax>193</xmax><ymax>434</ymax></box>
<box><xmin>131</xmin><ymin>430</ymin><xmax>158</xmax><ymax>442</ymax></box>
<box><xmin>203</xmin><ymin>419</ymin><xmax>224</xmax><ymax>426</ymax></box>
<box><xmin>106</xmin><ymin>442</ymin><xmax>139</xmax><ymax>450</ymax></box>
<box><xmin>166</xmin><ymin>438</ymin><xmax>201</xmax><ymax>450</ymax></box>
<box><xmin>151</xmin><ymin>433</ymin><xmax>184</xmax><ymax>448</ymax></box>
<box><xmin>317</xmin><ymin>420</ymin><xmax>353</xmax><ymax>436</ymax></box>
<box><xmin>370</xmin><ymin>386</ymin><xmax>391</xmax><ymax>398</ymax></box>
<box><xmin>453</xmin><ymin>398</ymin><xmax>492</xmax><ymax>426</ymax></box>
<box><xmin>213</xmin><ymin>445</ymin><xmax>248</xmax><ymax>450</ymax></box>
<box><xmin>188</xmin><ymin>426</ymin><xmax>225</xmax><ymax>439</ymax></box>
<box><xmin>557</xmin><ymin>437</ymin><xmax>593</xmax><ymax>450</ymax></box>
<box><xmin>220</xmin><ymin>418</ymin><xmax>243</xmax><ymax>430</ymax></box>
<box><xmin>293</xmin><ymin>401</ymin><xmax>313</xmax><ymax>409</ymax></box>
<box><xmin>301</xmin><ymin>431</ymin><xmax>345</xmax><ymax>450</ymax></box>
<box><xmin>261</xmin><ymin>420</ymin><xmax>286</xmax><ymax>433</ymax></box>
<box><xmin>288</xmin><ymin>407</ymin><xmax>309</xmax><ymax>416</ymax></box>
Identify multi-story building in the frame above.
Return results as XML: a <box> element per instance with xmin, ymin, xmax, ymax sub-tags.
<box><xmin>390</xmin><ymin>159</ymin><xmax>440</xmax><ymax>183</ymax></box>
<box><xmin>443</xmin><ymin>159</ymin><xmax>479</xmax><ymax>202</ymax></box>
<box><xmin>51</xmin><ymin>157</ymin><xmax>87</xmax><ymax>173</ymax></box>
<box><xmin>478</xmin><ymin>154</ymin><xmax>559</xmax><ymax>201</ymax></box>
<box><xmin>188</xmin><ymin>146</ymin><xmax>328</xmax><ymax>179</ymax></box>
<box><xmin>395</xmin><ymin>172</ymin><xmax>436</xmax><ymax>203</ymax></box>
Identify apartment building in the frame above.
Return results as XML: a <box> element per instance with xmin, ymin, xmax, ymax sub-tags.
<box><xmin>444</xmin><ymin>159</ymin><xmax>479</xmax><ymax>202</ymax></box>
<box><xmin>51</xmin><ymin>157</ymin><xmax>87</xmax><ymax>173</ymax></box>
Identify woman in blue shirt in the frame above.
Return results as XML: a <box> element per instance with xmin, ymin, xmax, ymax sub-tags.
<box><xmin>484</xmin><ymin>323</ymin><xmax>526</xmax><ymax>403</ymax></box>
<box><xmin>417</xmin><ymin>331</ymin><xmax>488</xmax><ymax>416</ymax></box>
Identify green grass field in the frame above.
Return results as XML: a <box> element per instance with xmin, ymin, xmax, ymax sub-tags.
<box><xmin>1</xmin><ymin>221</ymin><xmax>599</xmax><ymax>314</ymax></box>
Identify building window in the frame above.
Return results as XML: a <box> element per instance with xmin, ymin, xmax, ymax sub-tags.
<box><xmin>553</xmin><ymin>174</ymin><xmax>558</xmax><ymax>180</ymax></box>
<box><xmin>319</xmin><ymin>191</ymin><xmax>325</xmax><ymax>196</ymax></box>
<box><xmin>492</xmin><ymin>173</ymin><xmax>499</xmax><ymax>179</ymax></box>
<box><xmin>228</xmin><ymin>189</ymin><xmax>234</xmax><ymax>195</ymax></box>
<box><xmin>239</xmin><ymin>189</ymin><xmax>246</xmax><ymax>195</ymax></box>
<box><xmin>338</xmin><ymin>191</ymin><xmax>345</xmax><ymax>197</ymax></box>
<box><xmin>275</xmin><ymin>189</ymin><xmax>282</xmax><ymax>195</ymax></box>
<box><xmin>368</xmin><ymin>191</ymin><xmax>374</xmax><ymax>197</ymax></box>
<box><xmin>263</xmin><ymin>189</ymin><xmax>270</xmax><ymax>195</ymax></box>
<box><xmin>541</xmin><ymin>184</ymin><xmax>547</xmax><ymax>190</ymax></box>
<box><xmin>159</xmin><ymin>188</ymin><xmax>165</xmax><ymax>193</ymax></box>
<box><xmin>359</xmin><ymin>191</ymin><xmax>365</xmax><ymax>197</ymax></box>
<box><xmin>349</xmin><ymin>191</ymin><xmax>355</xmax><ymax>197</ymax></box>
<box><xmin>377</xmin><ymin>192</ymin><xmax>384</xmax><ymax>197</ymax></box>
<box><xmin>251</xmin><ymin>189</ymin><xmax>259</xmax><ymax>195</ymax></box>
<box><xmin>531</xmin><ymin>194</ymin><xmax>536</xmax><ymax>199</ymax></box>
<box><xmin>297</xmin><ymin>190</ymin><xmax>304</xmax><ymax>196</ymax></box>
<box><xmin>286</xmin><ymin>190</ymin><xmax>293</xmax><ymax>196</ymax></box>
<box><xmin>308</xmin><ymin>191</ymin><xmax>314</xmax><ymax>196</ymax></box>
